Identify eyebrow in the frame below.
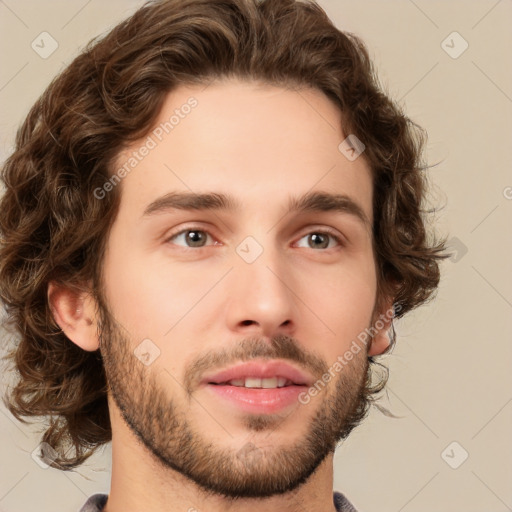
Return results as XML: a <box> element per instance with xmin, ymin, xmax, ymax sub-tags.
<box><xmin>142</xmin><ymin>190</ymin><xmax>371</xmax><ymax>230</ymax></box>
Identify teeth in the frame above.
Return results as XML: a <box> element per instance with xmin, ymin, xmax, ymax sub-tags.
<box><xmin>262</xmin><ymin>377</ymin><xmax>278</xmax><ymax>388</ymax></box>
<box><xmin>245</xmin><ymin>377</ymin><xmax>264</xmax><ymax>388</ymax></box>
<box><xmin>226</xmin><ymin>377</ymin><xmax>291</xmax><ymax>388</ymax></box>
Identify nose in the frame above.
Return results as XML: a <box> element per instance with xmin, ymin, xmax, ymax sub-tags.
<box><xmin>225</xmin><ymin>243</ymin><xmax>297</xmax><ymax>339</ymax></box>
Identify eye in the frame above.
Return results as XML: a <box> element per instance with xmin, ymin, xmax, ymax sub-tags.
<box><xmin>166</xmin><ymin>227</ymin><xmax>219</xmax><ymax>249</ymax></box>
<box><xmin>295</xmin><ymin>229</ymin><xmax>343</xmax><ymax>250</ymax></box>
<box><xmin>165</xmin><ymin>226</ymin><xmax>344</xmax><ymax>251</ymax></box>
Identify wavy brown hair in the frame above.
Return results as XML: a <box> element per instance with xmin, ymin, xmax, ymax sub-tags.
<box><xmin>0</xmin><ymin>0</ymin><xmax>449</xmax><ymax>469</ymax></box>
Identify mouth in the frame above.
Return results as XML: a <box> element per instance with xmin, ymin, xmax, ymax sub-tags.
<box><xmin>209</xmin><ymin>376</ymin><xmax>296</xmax><ymax>388</ymax></box>
<box><xmin>201</xmin><ymin>360</ymin><xmax>313</xmax><ymax>387</ymax></box>
<box><xmin>201</xmin><ymin>360</ymin><xmax>313</xmax><ymax>414</ymax></box>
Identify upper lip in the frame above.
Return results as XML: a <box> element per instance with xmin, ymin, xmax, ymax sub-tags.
<box><xmin>201</xmin><ymin>360</ymin><xmax>314</xmax><ymax>386</ymax></box>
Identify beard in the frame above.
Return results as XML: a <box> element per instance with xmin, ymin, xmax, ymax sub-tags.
<box><xmin>97</xmin><ymin>301</ymin><xmax>375</xmax><ymax>499</ymax></box>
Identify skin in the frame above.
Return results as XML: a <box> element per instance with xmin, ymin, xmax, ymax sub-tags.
<box><xmin>49</xmin><ymin>78</ymin><xmax>393</xmax><ymax>512</ymax></box>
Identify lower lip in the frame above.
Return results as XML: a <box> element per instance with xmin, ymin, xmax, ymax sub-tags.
<box><xmin>204</xmin><ymin>383</ymin><xmax>307</xmax><ymax>414</ymax></box>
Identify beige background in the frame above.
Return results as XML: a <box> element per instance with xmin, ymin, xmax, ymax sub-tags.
<box><xmin>1</xmin><ymin>1</ymin><xmax>511</xmax><ymax>511</ymax></box>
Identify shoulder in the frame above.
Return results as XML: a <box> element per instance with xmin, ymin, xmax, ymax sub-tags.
<box><xmin>333</xmin><ymin>491</ymin><xmax>359</xmax><ymax>512</ymax></box>
<box><xmin>78</xmin><ymin>494</ymin><xmax>108</xmax><ymax>512</ymax></box>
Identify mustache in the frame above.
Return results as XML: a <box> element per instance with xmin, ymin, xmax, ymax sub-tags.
<box><xmin>96</xmin><ymin>304</ymin><xmax>329</xmax><ymax>395</ymax></box>
<box><xmin>183</xmin><ymin>334</ymin><xmax>328</xmax><ymax>394</ymax></box>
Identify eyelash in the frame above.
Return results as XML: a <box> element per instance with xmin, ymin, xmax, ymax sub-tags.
<box><xmin>164</xmin><ymin>225</ymin><xmax>345</xmax><ymax>251</ymax></box>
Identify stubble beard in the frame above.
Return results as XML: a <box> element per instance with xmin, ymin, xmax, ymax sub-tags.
<box><xmin>98</xmin><ymin>304</ymin><xmax>373</xmax><ymax>499</ymax></box>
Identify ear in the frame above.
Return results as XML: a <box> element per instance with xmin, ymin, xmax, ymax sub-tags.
<box><xmin>367</xmin><ymin>297</ymin><xmax>395</xmax><ymax>356</ymax></box>
<box><xmin>47</xmin><ymin>281</ymin><xmax>99</xmax><ymax>351</ymax></box>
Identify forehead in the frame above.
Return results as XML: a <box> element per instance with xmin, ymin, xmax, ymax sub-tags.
<box><xmin>111</xmin><ymin>78</ymin><xmax>373</xmax><ymax>224</ymax></box>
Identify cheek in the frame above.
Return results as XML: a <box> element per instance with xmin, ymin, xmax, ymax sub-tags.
<box><xmin>299</xmin><ymin>256</ymin><xmax>376</xmax><ymax>360</ymax></box>
<box><xmin>101</xmin><ymin>236</ymin><xmax>209</xmax><ymax>340</ymax></box>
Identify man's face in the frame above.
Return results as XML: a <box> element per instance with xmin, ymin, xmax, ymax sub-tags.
<box><xmin>97</xmin><ymin>78</ymin><xmax>382</xmax><ymax>498</ymax></box>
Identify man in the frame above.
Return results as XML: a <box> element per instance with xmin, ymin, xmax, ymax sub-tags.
<box><xmin>0</xmin><ymin>0</ymin><xmax>448</xmax><ymax>511</ymax></box>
